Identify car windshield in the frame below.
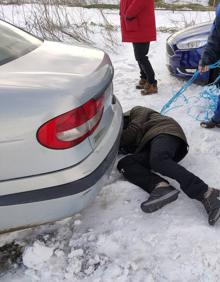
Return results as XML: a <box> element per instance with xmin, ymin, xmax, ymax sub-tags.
<box><xmin>0</xmin><ymin>21</ymin><xmax>42</xmax><ymax>66</ymax></box>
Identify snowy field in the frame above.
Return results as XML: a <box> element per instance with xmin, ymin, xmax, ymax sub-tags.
<box><xmin>86</xmin><ymin>0</ymin><xmax>209</xmax><ymax>6</ymax></box>
<box><xmin>161</xmin><ymin>0</ymin><xmax>209</xmax><ymax>6</ymax></box>
<box><xmin>1</xmin><ymin>6</ymin><xmax>220</xmax><ymax>282</ymax></box>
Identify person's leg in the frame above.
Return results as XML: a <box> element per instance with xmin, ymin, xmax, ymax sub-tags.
<box><xmin>132</xmin><ymin>42</ymin><xmax>156</xmax><ymax>85</ymax></box>
<box><xmin>147</xmin><ymin>134</ymin><xmax>220</xmax><ymax>225</ymax></box>
<box><xmin>137</xmin><ymin>61</ymin><xmax>147</xmax><ymax>80</ymax></box>
<box><xmin>117</xmin><ymin>153</ymin><xmax>164</xmax><ymax>194</ymax></box>
<box><xmin>200</xmin><ymin>69</ymin><xmax>220</xmax><ymax>128</ymax></box>
<box><xmin>208</xmin><ymin>67</ymin><xmax>220</xmax><ymax>85</ymax></box>
<box><xmin>117</xmin><ymin>152</ymin><xmax>180</xmax><ymax>212</ymax></box>
<box><xmin>132</xmin><ymin>42</ymin><xmax>157</xmax><ymax>94</ymax></box>
<box><xmin>133</xmin><ymin>43</ymin><xmax>148</xmax><ymax>89</ymax></box>
<box><xmin>133</xmin><ymin>43</ymin><xmax>148</xmax><ymax>81</ymax></box>
<box><xmin>149</xmin><ymin>135</ymin><xmax>208</xmax><ymax>200</ymax></box>
<box><xmin>200</xmin><ymin>95</ymin><xmax>220</xmax><ymax>128</ymax></box>
<box><xmin>212</xmin><ymin>95</ymin><xmax>220</xmax><ymax>122</ymax></box>
<box><xmin>135</xmin><ymin>62</ymin><xmax>148</xmax><ymax>89</ymax></box>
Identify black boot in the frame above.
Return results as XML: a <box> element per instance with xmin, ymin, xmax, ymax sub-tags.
<box><xmin>141</xmin><ymin>185</ymin><xmax>179</xmax><ymax>213</ymax></box>
<box><xmin>201</xmin><ymin>188</ymin><xmax>220</xmax><ymax>226</ymax></box>
<box><xmin>200</xmin><ymin>119</ymin><xmax>220</xmax><ymax>129</ymax></box>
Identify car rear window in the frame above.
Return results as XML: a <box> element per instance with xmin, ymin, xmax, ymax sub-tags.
<box><xmin>0</xmin><ymin>21</ymin><xmax>42</xmax><ymax>66</ymax></box>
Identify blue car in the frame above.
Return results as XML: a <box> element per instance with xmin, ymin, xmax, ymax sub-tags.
<box><xmin>166</xmin><ymin>22</ymin><xmax>212</xmax><ymax>84</ymax></box>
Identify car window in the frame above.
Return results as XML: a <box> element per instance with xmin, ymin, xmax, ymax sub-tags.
<box><xmin>0</xmin><ymin>21</ymin><xmax>42</xmax><ymax>65</ymax></box>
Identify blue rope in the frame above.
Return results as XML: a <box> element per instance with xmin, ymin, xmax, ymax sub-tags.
<box><xmin>160</xmin><ymin>60</ymin><xmax>220</xmax><ymax>117</ymax></box>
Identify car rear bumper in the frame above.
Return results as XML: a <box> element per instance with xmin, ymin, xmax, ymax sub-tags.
<box><xmin>0</xmin><ymin>99</ymin><xmax>123</xmax><ymax>233</ymax></box>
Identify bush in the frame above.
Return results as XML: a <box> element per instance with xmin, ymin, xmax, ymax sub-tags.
<box><xmin>0</xmin><ymin>0</ymin><xmax>119</xmax><ymax>51</ymax></box>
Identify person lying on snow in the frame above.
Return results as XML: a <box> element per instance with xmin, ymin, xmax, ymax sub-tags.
<box><xmin>117</xmin><ymin>106</ymin><xmax>220</xmax><ymax>225</ymax></box>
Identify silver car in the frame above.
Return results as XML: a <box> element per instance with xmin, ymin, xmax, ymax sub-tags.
<box><xmin>0</xmin><ymin>20</ymin><xmax>122</xmax><ymax>233</ymax></box>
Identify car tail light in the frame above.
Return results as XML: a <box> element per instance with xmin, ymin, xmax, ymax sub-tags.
<box><xmin>37</xmin><ymin>96</ymin><xmax>104</xmax><ymax>149</ymax></box>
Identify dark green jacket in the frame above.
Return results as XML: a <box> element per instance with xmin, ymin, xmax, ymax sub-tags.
<box><xmin>120</xmin><ymin>106</ymin><xmax>188</xmax><ymax>161</ymax></box>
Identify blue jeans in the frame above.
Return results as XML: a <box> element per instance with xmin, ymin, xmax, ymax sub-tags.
<box><xmin>213</xmin><ymin>95</ymin><xmax>220</xmax><ymax>122</ymax></box>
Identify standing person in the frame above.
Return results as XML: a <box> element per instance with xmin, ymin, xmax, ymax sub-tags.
<box><xmin>119</xmin><ymin>0</ymin><xmax>157</xmax><ymax>95</ymax></box>
<box><xmin>118</xmin><ymin>106</ymin><xmax>220</xmax><ymax>225</ymax></box>
<box><xmin>199</xmin><ymin>4</ymin><xmax>220</xmax><ymax>128</ymax></box>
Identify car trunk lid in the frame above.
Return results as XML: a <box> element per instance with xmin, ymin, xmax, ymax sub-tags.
<box><xmin>0</xmin><ymin>41</ymin><xmax>114</xmax><ymax>181</ymax></box>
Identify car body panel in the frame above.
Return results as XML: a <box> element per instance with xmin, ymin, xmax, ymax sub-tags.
<box><xmin>166</xmin><ymin>22</ymin><xmax>212</xmax><ymax>83</ymax></box>
<box><xmin>0</xmin><ymin>98</ymin><xmax>122</xmax><ymax>233</ymax></box>
<box><xmin>0</xmin><ymin>41</ymin><xmax>114</xmax><ymax>180</ymax></box>
<box><xmin>0</xmin><ymin>19</ymin><xmax>123</xmax><ymax>232</ymax></box>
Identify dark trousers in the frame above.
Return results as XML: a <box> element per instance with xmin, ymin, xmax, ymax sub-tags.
<box><xmin>132</xmin><ymin>42</ymin><xmax>156</xmax><ymax>84</ymax></box>
<box><xmin>208</xmin><ymin>67</ymin><xmax>220</xmax><ymax>84</ymax></box>
<box><xmin>117</xmin><ymin>135</ymin><xmax>208</xmax><ymax>200</ymax></box>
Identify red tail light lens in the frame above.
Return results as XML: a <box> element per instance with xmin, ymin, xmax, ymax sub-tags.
<box><xmin>37</xmin><ymin>96</ymin><xmax>104</xmax><ymax>149</ymax></box>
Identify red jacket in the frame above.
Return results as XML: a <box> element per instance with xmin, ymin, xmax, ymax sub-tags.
<box><xmin>120</xmin><ymin>0</ymin><xmax>156</xmax><ymax>43</ymax></box>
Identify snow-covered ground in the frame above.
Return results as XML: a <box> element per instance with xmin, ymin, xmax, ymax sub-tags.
<box><xmin>88</xmin><ymin>0</ymin><xmax>209</xmax><ymax>6</ymax></box>
<box><xmin>1</xmin><ymin>6</ymin><xmax>220</xmax><ymax>282</ymax></box>
<box><xmin>163</xmin><ymin>0</ymin><xmax>209</xmax><ymax>6</ymax></box>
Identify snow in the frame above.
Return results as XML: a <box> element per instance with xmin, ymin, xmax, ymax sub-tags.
<box><xmin>1</xmin><ymin>6</ymin><xmax>220</xmax><ymax>282</ymax></box>
<box><xmin>22</xmin><ymin>241</ymin><xmax>54</xmax><ymax>270</ymax></box>
<box><xmin>163</xmin><ymin>0</ymin><xmax>209</xmax><ymax>6</ymax></box>
<box><xmin>87</xmin><ymin>0</ymin><xmax>209</xmax><ymax>6</ymax></box>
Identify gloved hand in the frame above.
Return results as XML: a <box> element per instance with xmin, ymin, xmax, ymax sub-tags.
<box><xmin>198</xmin><ymin>65</ymin><xmax>209</xmax><ymax>73</ymax></box>
<box><xmin>198</xmin><ymin>59</ymin><xmax>209</xmax><ymax>73</ymax></box>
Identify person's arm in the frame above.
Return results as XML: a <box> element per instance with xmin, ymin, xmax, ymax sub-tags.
<box><xmin>199</xmin><ymin>9</ymin><xmax>220</xmax><ymax>72</ymax></box>
<box><xmin>120</xmin><ymin>106</ymin><xmax>155</xmax><ymax>148</ymax></box>
<box><xmin>125</xmin><ymin>0</ymin><xmax>147</xmax><ymax>19</ymax></box>
<box><xmin>119</xmin><ymin>106</ymin><xmax>148</xmax><ymax>150</ymax></box>
<box><xmin>120</xmin><ymin>122</ymin><xmax>142</xmax><ymax>148</ymax></box>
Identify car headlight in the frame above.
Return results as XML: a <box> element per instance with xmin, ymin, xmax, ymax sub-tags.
<box><xmin>177</xmin><ymin>35</ymin><xmax>208</xmax><ymax>50</ymax></box>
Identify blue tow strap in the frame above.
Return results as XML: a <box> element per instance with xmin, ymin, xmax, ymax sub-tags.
<box><xmin>160</xmin><ymin>60</ymin><xmax>220</xmax><ymax>116</ymax></box>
